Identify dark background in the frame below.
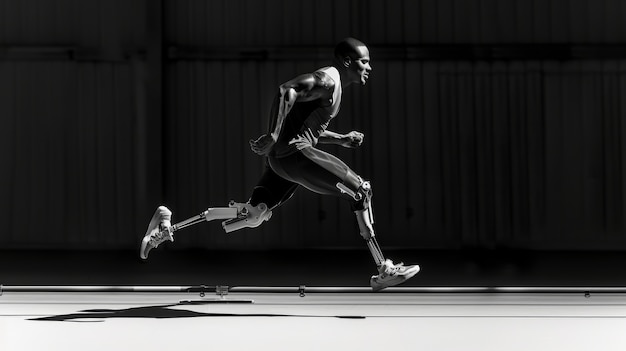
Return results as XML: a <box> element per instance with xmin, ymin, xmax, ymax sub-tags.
<box><xmin>1</xmin><ymin>0</ymin><xmax>626</xmax><ymax>286</ymax></box>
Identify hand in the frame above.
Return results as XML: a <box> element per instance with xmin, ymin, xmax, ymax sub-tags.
<box><xmin>249</xmin><ymin>134</ymin><xmax>276</xmax><ymax>155</ymax></box>
<box><xmin>340</xmin><ymin>131</ymin><xmax>364</xmax><ymax>148</ymax></box>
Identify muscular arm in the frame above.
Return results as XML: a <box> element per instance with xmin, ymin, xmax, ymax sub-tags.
<box><xmin>317</xmin><ymin>130</ymin><xmax>345</xmax><ymax>144</ymax></box>
<box><xmin>318</xmin><ymin>130</ymin><xmax>365</xmax><ymax>148</ymax></box>
<box><xmin>250</xmin><ymin>71</ymin><xmax>335</xmax><ymax>156</ymax></box>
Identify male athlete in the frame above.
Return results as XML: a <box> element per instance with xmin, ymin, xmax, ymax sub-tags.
<box><xmin>141</xmin><ymin>38</ymin><xmax>420</xmax><ymax>291</ymax></box>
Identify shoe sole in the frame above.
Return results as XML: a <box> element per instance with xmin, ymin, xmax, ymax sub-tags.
<box><xmin>140</xmin><ymin>236</ymin><xmax>154</xmax><ymax>260</ymax></box>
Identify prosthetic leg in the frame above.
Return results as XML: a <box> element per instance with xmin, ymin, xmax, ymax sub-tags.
<box><xmin>337</xmin><ymin>179</ymin><xmax>421</xmax><ymax>291</ymax></box>
<box><xmin>140</xmin><ymin>201</ymin><xmax>272</xmax><ymax>259</ymax></box>
<box><xmin>337</xmin><ymin>180</ymin><xmax>384</xmax><ymax>265</ymax></box>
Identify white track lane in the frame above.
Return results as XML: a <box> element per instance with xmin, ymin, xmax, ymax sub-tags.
<box><xmin>2</xmin><ymin>291</ymin><xmax>626</xmax><ymax>351</ymax></box>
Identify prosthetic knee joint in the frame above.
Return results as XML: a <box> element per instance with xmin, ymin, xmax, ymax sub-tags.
<box><xmin>221</xmin><ymin>200</ymin><xmax>273</xmax><ymax>233</ymax></box>
<box><xmin>337</xmin><ymin>179</ymin><xmax>385</xmax><ymax>266</ymax></box>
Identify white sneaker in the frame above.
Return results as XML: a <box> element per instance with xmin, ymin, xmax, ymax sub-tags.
<box><xmin>140</xmin><ymin>206</ymin><xmax>174</xmax><ymax>260</ymax></box>
<box><xmin>370</xmin><ymin>259</ymin><xmax>420</xmax><ymax>292</ymax></box>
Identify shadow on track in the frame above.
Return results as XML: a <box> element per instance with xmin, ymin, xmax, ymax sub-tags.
<box><xmin>29</xmin><ymin>303</ymin><xmax>365</xmax><ymax>322</ymax></box>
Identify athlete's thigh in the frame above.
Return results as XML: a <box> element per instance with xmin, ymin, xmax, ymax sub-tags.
<box><xmin>269</xmin><ymin>148</ymin><xmax>359</xmax><ymax>197</ymax></box>
<box><xmin>251</xmin><ymin>162</ymin><xmax>299</xmax><ymax>208</ymax></box>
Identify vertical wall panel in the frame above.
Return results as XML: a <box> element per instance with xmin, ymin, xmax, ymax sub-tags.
<box><xmin>419</xmin><ymin>0</ymin><xmax>439</xmax><ymax>43</ymax></box>
<box><xmin>550</xmin><ymin>0</ymin><xmax>570</xmax><ymax>42</ymax></box>
<box><xmin>491</xmin><ymin>64</ymin><xmax>512</xmax><ymax>245</ymax></box>
<box><xmin>435</xmin><ymin>0</ymin><xmax>454</xmax><ymax>43</ymax></box>
<box><xmin>602</xmin><ymin>63</ymin><xmax>623</xmax><ymax>234</ymax></box>
<box><xmin>477</xmin><ymin>0</ymin><xmax>497</xmax><ymax>43</ymax></box>
<box><xmin>525</xmin><ymin>63</ymin><xmax>547</xmax><ymax>245</ymax></box>
<box><xmin>404</xmin><ymin>62</ymin><xmax>424</xmax><ymax>240</ymax></box>
<box><xmin>387</xmin><ymin>61</ymin><xmax>409</xmax><ymax>244</ymax></box>
<box><xmin>421</xmin><ymin>61</ymin><xmax>445</xmax><ymax>245</ymax></box>
<box><xmin>569</xmin><ymin>0</ymin><xmax>589</xmax><ymax>42</ymax></box>
<box><xmin>0</xmin><ymin>63</ymin><xmax>16</xmax><ymax>242</ymax></box>
<box><xmin>620</xmin><ymin>62</ymin><xmax>626</xmax><ymax>233</ymax></box>
<box><xmin>508</xmin><ymin>79</ymin><xmax>527</xmax><ymax>243</ymax></box>
<box><xmin>403</xmin><ymin>1</ymin><xmax>421</xmax><ymax>43</ymax></box>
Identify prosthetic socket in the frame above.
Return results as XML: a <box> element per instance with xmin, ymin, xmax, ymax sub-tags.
<box><xmin>221</xmin><ymin>200</ymin><xmax>273</xmax><ymax>233</ymax></box>
<box><xmin>337</xmin><ymin>179</ymin><xmax>385</xmax><ymax>266</ymax></box>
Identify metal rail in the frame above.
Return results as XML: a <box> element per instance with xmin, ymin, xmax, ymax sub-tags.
<box><xmin>3</xmin><ymin>284</ymin><xmax>626</xmax><ymax>295</ymax></box>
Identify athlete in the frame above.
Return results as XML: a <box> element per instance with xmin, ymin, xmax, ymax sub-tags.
<box><xmin>141</xmin><ymin>38</ymin><xmax>420</xmax><ymax>291</ymax></box>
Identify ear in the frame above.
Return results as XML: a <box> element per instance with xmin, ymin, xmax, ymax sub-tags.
<box><xmin>342</xmin><ymin>56</ymin><xmax>352</xmax><ymax>68</ymax></box>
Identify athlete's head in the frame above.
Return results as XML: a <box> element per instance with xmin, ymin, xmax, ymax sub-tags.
<box><xmin>334</xmin><ymin>37</ymin><xmax>372</xmax><ymax>86</ymax></box>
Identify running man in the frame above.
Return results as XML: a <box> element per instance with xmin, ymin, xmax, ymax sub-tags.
<box><xmin>141</xmin><ymin>38</ymin><xmax>420</xmax><ymax>291</ymax></box>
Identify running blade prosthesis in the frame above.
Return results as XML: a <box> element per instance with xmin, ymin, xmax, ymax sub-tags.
<box><xmin>140</xmin><ymin>206</ymin><xmax>173</xmax><ymax>260</ymax></box>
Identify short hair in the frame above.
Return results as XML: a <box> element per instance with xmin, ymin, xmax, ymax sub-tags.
<box><xmin>334</xmin><ymin>37</ymin><xmax>367</xmax><ymax>61</ymax></box>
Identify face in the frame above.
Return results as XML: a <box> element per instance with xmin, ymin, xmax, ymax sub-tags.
<box><xmin>349</xmin><ymin>46</ymin><xmax>372</xmax><ymax>85</ymax></box>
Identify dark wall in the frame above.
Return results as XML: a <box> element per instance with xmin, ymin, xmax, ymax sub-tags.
<box><xmin>1</xmin><ymin>0</ymin><xmax>626</xmax><ymax>250</ymax></box>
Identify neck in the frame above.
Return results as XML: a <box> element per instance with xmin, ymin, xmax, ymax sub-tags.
<box><xmin>333</xmin><ymin>63</ymin><xmax>355</xmax><ymax>88</ymax></box>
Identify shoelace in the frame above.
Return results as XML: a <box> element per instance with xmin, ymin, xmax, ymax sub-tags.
<box><xmin>149</xmin><ymin>229</ymin><xmax>171</xmax><ymax>247</ymax></box>
<box><xmin>383</xmin><ymin>262</ymin><xmax>404</xmax><ymax>276</ymax></box>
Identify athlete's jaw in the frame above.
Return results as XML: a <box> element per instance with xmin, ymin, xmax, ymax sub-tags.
<box><xmin>361</xmin><ymin>71</ymin><xmax>370</xmax><ymax>85</ymax></box>
<box><xmin>356</xmin><ymin>59</ymin><xmax>372</xmax><ymax>85</ymax></box>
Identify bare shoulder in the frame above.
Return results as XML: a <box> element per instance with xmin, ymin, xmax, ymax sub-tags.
<box><xmin>312</xmin><ymin>70</ymin><xmax>337</xmax><ymax>91</ymax></box>
<box><xmin>285</xmin><ymin>71</ymin><xmax>335</xmax><ymax>90</ymax></box>
<box><xmin>281</xmin><ymin>70</ymin><xmax>334</xmax><ymax>102</ymax></box>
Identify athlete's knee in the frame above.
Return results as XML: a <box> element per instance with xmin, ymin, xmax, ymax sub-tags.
<box><xmin>336</xmin><ymin>175</ymin><xmax>373</xmax><ymax>211</ymax></box>
<box><xmin>337</xmin><ymin>176</ymin><xmax>376</xmax><ymax>240</ymax></box>
<box><xmin>353</xmin><ymin>180</ymin><xmax>373</xmax><ymax>211</ymax></box>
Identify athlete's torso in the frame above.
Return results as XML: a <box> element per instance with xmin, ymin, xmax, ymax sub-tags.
<box><xmin>271</xmin><ymin>66</ymin><xmax>342</xmax><ymax>158</ymax></box>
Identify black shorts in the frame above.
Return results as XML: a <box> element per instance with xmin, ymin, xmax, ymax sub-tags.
<box><xmin>250</xmin><ymin>147</ymin><xmax>362</xmax><ymax>209</ymax></box>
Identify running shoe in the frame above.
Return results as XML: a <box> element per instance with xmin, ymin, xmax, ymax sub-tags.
<box><xmin>140</xmin><ymin>206</ymin><xmax>173</xmax><ymax>260</ymax></box>
<box><xmin>370</xmin><ymin>259</ymin><xmax>420</xmax><ymax>292</ymax></box>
